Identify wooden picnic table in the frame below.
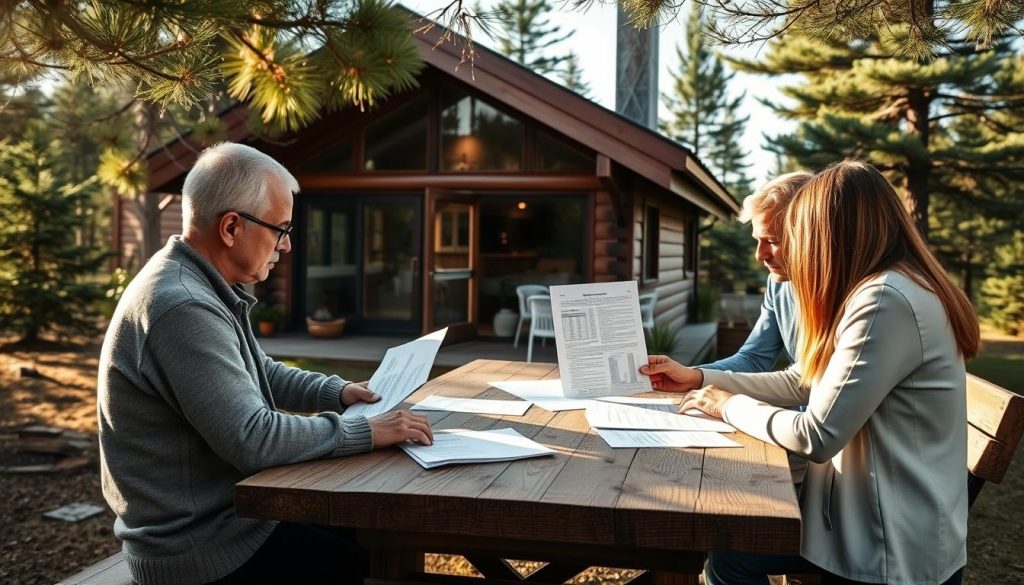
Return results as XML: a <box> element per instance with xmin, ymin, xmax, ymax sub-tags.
<box><xmin>235</xmin><ymin>359</ymin><xmax>801</xmax><ymax>585</ymax></box>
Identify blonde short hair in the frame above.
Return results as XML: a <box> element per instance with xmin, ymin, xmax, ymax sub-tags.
<box><xmin>737</xmin><ymin>171</ymin><xmax>814</xmax><ymax>225</ymax></box>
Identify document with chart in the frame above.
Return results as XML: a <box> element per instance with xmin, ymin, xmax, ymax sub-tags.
<box><xmin>548</xmin><ymin>281</ymin><xmax>652</xmax><ymax>398</ymax></box>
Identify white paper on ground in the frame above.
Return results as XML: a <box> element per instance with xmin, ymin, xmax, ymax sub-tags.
<box><xmin>399</xmin><ymin>428</ymin><xmax>556</xmax><ymax>469</ymax></box>
<box><xmin>410</xmin><ymin>395</ymin><xmax>532</xmax><ymax>416</ymax></box>
<box><xmin>486</xmin><ymin>379</ymin><xmax>595</xmax><ymax>412</ymax></box>
<box><xmin>585</xmin><ymin>400</ymin><xmax>735</xmax><ymax>433</ymax></box>
<box><xmin>343</xmin><ymin>328</ymin><xmax>447</xmax><ymax>420</ymax></box>
<box><xmin>595</xmin><ymin>428</ymin><xmax>741</xmax><ymax>449</ymax></box>
<box><xmin>548</xmin><ymin>281</ymin><xmax>652</xmax><ymax>398</ymax></box>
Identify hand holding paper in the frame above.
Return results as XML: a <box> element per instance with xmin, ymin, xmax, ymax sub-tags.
<box><xmin>343</xmin><ymin>328</ymin><xmax>447</xmax><ymax>420</ymax></box>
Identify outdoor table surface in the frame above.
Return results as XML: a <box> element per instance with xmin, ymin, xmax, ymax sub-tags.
<box><xmin>235</xmin><ymin>359</ymin><xmax>801</xmax><ymax>583</ymax></box>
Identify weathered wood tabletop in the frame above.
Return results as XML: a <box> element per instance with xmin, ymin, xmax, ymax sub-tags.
<box><xmin>235</xmin><ymin>359</ymin><xmax>801</xmax><ymax>584</ymax></box>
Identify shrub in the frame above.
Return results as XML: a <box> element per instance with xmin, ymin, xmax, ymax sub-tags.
<box><xmin>646</xmin><ymin>324</ymin><xmax>679</xmax><ymax>355</ymax></box>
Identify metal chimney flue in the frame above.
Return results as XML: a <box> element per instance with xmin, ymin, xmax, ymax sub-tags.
<box><xmin>615</xmin><ymin>8</ymin><xmax>659</xmax><ymax>129</ymax></box>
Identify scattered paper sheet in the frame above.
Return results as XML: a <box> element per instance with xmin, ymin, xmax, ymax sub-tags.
<box><xmin>410</xmin><ymin>395</ymin><xmax>532</xmax><ymax>416</ymax></box>
<box><xmin>595</xmin><ymin>428</ymin><xmax>741</xmax><ymax>449</ymax></box>
<box><xmin>488</xmin><ymin>380</ymin><xmax>680</xmax><ymax>412</ymax></box>
<box><xmin>399</xmin><ymin>428</ymin><xmax>556</xmax><ymax>469</ymax></box>
<box><xmin>343</xmin><ymin>328</ymin><xmax>447</xmax><ymax>420</ymax></box>
<box><xmin>597</xmin><ymin>396</ymin><xmax>677</xmax><ymax>407</ymax></box>
<box><xmin>585</xmin><ymin>400</ymin><xmax>735</xmax><ymax>433</ymax></box>
<box><xmin>549</xmin><ymin>281</ymin><xmax>652</xmax><ymax>398</ymax></box>
<box><xmin>487</xmin><ymin>379</ymin><xmax>595</xmax><ymax>411</ymax></box>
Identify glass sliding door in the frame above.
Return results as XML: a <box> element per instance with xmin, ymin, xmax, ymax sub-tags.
<box><xmin>362</xmin><ymin>199</ymin><xmax>421</xmax><ymax>331</ymax></box>
<box><xmin>300</xmin><ymin>195</ymin><xmax>421</xmax><ymax>334</ymax></box>
<box><xmin>304</xmin><ymin>202</ymin><xmax>357</xmax><ymax>322</ymax></box>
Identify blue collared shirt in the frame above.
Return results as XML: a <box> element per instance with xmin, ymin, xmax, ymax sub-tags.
<box><xmin>701</xmin><ymin>277</ymin><xmax>798</xmax><ymax>373</ymax></box>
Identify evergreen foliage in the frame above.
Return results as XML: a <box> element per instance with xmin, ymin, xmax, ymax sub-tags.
<box><xmin>491</xmin><ymin>0</ymin><xmax>572</xmax><ymax>76</ymax></box>
<box><xmin>0</xmin><ymin>122</ymin><xmax>109</xmax><ymax>344</ymax></box>
<box><xmin>661</xmin><ymin>4</ymin><xmax>758</xmax><ymax>293</ymax></box>
<box><xmin>729</xmin><ymin>26</ymin><xmax>1024</xmax><ymax>303</ymax></box>
<box><xmin>980</xmin><ymin>231</ymin><xmax>1024</xmax><ymax>336</ymax></box>
<box><xmin>581</xmin><ymin>0</ymin><xmax>1024</xmax><ymax>59</ymax></box>
<box><xmin>561</xmin><ymin>51</ymin><xmax>592</xmax><ymax>98</ymax></box>
<box><xmin>1</xmin><ymin>0</ymin><xmax>424</xmax><ymax>134</ymax></box>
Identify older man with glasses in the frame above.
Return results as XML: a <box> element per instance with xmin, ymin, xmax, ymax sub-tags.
<box><xmin>97</xmin><ymin>142</ymin><xmax>433</xmax><ymax>585</ymax></box>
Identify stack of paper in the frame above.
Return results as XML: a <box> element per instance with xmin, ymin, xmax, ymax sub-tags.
<box><xmin>399</xmin><ymin>428</ymin><xmax>556</xmax><ymax>469</ymax></box>
<box><xmin>586</xmin><ymin>400</ymin><xmax>740</xmax><ymax>449</ymax></box>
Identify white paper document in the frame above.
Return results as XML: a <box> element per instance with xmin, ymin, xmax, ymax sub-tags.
<box><xmin>598</xmin><ymin>396</ymin><xmax>677</xmax><ymax>407</ymax></box>
<box><xmin>487</xmin><ymin>379</ymin><xmax>594</xmax><ymax>411</ymax></box>
<box><xmin>595</xmin><ymin>428</ymin><xmax>741</xmax><ymax>449</ymax></box>
<box><xmin>585</xmin><ymin>400</ymin><xmax>735</xmax><ymax>433</ymax></box>
<box><xmin>410</xmin><ymin>395</ymin><xmax>532</xmax><ymax>416</ymax></box>
<box><xmin>549</xmin><ymin>281</ymin><xmax>652</xmax><ymax>398</ymax></box>
<box><xmin>343</xmin><ymin>328</ymin><xmax>447</xmax><ymax>420</ymax></box>
<box><xmin>488</xmin><ymin>380</ymin><xmax>679</xmax><ymax>412</ymax></box>
<box><xmin>399</xmin><ymin>428</ymin><xmax>556</xmax><ymax>469</ymax></box>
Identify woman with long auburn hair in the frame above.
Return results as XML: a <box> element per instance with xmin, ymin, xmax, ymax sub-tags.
<box><xmin>642</xmin><ymin>160</ymin><xmax>978</xmax><ymax>585</ymax></box>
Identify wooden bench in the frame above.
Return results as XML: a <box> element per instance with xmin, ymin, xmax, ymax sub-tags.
<box><xmin>56</xmin><ymin>552</ymin><xmax>132</xmax><ymax>585</ymax></box>
<box><xmin>966</xmin><ymin>373</ymin><xmax>1024</xmax><ymax>506</ymax></box>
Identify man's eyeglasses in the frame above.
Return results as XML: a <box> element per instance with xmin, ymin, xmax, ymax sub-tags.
<box><xmin>235</xmin><ymin>211</ymin><xmax>293</xmax><ymax>246</ymax></box>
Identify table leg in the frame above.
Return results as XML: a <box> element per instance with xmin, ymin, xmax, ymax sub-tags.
<box><xmin>631</xmin><ymin>571</ymin><xmax>701</xmax><ymax>585</ymax></box>
<box><xmin>369</xmin><ymin>548</ymin><xmax>425</xmax><ymax>580</ymax></box>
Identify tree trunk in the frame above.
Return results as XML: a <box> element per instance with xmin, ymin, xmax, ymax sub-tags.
<box><xmin>123</xmin><ymin>100</ymin><xmax>165</xmax><ymax>262</ymax></box>
<box><xmin>903</xmin><ymin>87</ymin><xmax>931</xmax><ymax>241</ymax></box>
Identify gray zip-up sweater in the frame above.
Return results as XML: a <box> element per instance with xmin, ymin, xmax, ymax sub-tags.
<box><xmin>97</xmin><ymin>236</ymin><xmax>373</xmax><ymax>585</ymax></box>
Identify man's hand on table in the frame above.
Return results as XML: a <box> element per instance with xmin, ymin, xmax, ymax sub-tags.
<box><xmin>639</xmin><ymin>355</ymin><xmax>704</xmax><ymax>392</ymax></box>
<box><xmin>341</xmin><ymin>381</ymin><xmax>378</xmax><ymax>406</ymax></box>
<box><xmin>370</xmin><ymin>411</ymin><xmax>434</xmax><ymax>447</ymax></box>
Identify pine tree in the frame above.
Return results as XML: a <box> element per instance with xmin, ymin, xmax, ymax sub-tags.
<box><xmin>569</xmin><ymin>1</ymin><xmax>1024</xmax><ymax>58</ymax></box>
<box><xmin>980</xmin><ymin>231</ymin><xmax>1024</xmax><ymax>335</ymax></box>
<box><xmin>1</xmin><ymin>0</ymin><xmax>424</xmax><ymax>134</ymax></box>
<box><xmin>728</xmin><ymin>27</ymin><xmax>1024</xmax><ymax>293</ymax></box>
<box><xmin>661</xmin><ymin>4</ymin><xmax>757</xmax><ymax>293</ymax></box>
<box><xmin>0</xmin><ymin>122</ymin><xmax>109</xmax><ymax>345</ymax></box>
<box><xmin>491</xmin><ymin>0</ymin><xmax>572</xmax><ymax>76</ymax></box>
<box><xmin>560</xmin><ymin>51</ymin><xmax>591</xmax><ymax>98</ymax></box>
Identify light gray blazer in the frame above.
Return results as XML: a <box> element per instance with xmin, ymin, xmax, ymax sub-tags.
<box><xmin>701</xmin><ymin>271</ymin><xmax>967</xmax><ymax>585</ymax></box>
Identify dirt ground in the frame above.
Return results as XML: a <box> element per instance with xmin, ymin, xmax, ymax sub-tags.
<box><xmin>0</xmin><ymin>339</ymin><xmax>120</xmax><ymax>585</ymax></box>
<box><xmin>1</xmin><ymin>334</ymin><xmax>1021</xmax><ymax>584</ymax></box>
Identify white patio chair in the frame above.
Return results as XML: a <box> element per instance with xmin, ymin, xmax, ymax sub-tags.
<box><xmin>527</xmin><ymin>295</ymin><xmax>556</xmax><ymax>363</ymax></box>
<box><xmin>514</xmin><ymin>284</ymin><xmax>549</xmax><ymax>347</ymax></box>
<box><xmin>639</xmin><ymin>291</ymin><xmax>658</xmax><ymax>334</ymax></box>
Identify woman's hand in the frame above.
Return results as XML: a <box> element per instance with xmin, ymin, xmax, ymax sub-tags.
<box><xmin>640</xmin><ymin>355</ymin><xmax>705</xmax><ymax>392</ymax></box>
<box><xmin>678</xmin><ymin>385</ymin><xmax>734</xmax><ymax>420</ymax></box>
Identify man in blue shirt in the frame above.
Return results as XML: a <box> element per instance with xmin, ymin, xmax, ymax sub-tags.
<box><xmin>643</xmin><ymin>170</ymin><xmax>812</xmax><ymax>390</ymax></box>
<box><xmin>641</xmin><ymin>170</ymin><xmax>814</xmax><ymax>585</ymax></box>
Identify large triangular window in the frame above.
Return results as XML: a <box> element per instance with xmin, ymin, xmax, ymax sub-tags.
<box><xmin>439</xmin><ymin>87</ymin><xmax>523</xmax><ymax>172</ymax></box>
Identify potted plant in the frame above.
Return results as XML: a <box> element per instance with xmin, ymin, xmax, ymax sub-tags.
<box><xmin>306</xmin><ymin>307</ymin><xmax>346</xmax><ymax>339</ymax></box>
<box><xmin>492</xmin><ymin>278</ymin><xmax>519</xmax><ymax>337</ymax></box>
<box><xmin>251</xmin><ymin>304</ymin><xmax>283</xmax><ymax>337</ymax></box>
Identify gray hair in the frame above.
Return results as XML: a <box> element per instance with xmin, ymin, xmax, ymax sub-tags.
<box><xmin>181</xmin><ymin>142</ymin><xmax>299</xmax><ymax>231</ymax></box>
<box><xmin>737</xmin><ymin>170</ymin><xmax>814</xmax><ymax>225</ymax></box>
